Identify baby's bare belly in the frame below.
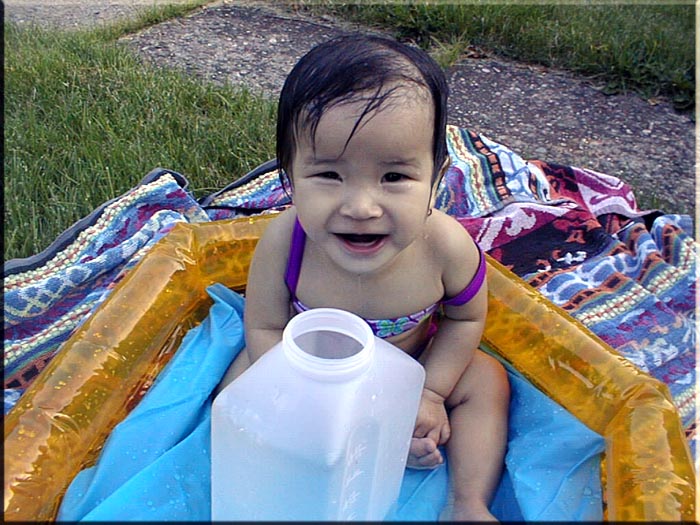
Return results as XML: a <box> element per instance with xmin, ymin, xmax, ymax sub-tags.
<box><xmin>386</xmin><ymin>319</ymin><xmax>433</xmax><ymax>361</ymax></box>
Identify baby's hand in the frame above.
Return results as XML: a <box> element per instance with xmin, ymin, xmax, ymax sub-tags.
<box><xmin>407</xmin><ymin>388</ymin><xmax>450</xmax><ymax>469</ymax></box>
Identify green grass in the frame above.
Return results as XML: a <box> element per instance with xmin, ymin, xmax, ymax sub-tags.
<box><xmin>4</xmin><ymin>6</ymin><xmax>277</xmax><ymax>260</ymax></box>
<box><xmin>302</xmin><ymin>3</ymin><xmax>695</xmax><ymax>110</ymax></box>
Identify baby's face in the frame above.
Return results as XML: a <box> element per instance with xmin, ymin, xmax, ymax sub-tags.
<box><xmin>290</xmin><ymin>90</ymin><xmax>437</xmax><ymax>276</ymax></box>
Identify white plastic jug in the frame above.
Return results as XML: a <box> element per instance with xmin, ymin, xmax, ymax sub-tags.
<box><xmin>211</xmin><ymin>307</ymin><xmax>425</xmax><ymax>521</ymax></box>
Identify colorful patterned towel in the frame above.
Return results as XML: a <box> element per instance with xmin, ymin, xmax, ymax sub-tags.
<box><xmin>4</xmin><ymin>126</ymin><xmax>695</xmax><ymax>455</ymax></box>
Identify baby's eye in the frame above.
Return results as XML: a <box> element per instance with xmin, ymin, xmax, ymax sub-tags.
<box><xmin>383</xmin><ymin>172</ymin><xmax>408</xmax><ymax>183</ymax></box>
<box><xmin>315</xmin><ymin>171</ymin><xmax>341</xmax><ymax>181</ymax></box>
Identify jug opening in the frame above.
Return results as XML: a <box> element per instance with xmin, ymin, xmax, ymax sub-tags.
<box><xmin>293</xmin><ymin>330</ymin><xmax>364</xmax><ymax>360</ymax></box>
<box><xmin>283</xmin><ymin>308</ymin><xmax>374</xmax><ymax>375</ymax></box>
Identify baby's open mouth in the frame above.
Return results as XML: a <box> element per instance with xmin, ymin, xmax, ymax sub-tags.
<box><xmin>336</xmin><ymin>233</ymin><xmax>387</xmax><ymax>245</ymax></box>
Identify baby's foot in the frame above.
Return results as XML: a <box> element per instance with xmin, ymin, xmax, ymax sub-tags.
<box><xmin>406</xmin><ymin>436</ymin><xmax>443</xmax><ymax>469</ymax></box>
<box><xmin>439</xmin><ymin>497</ymin><xmax>498</xmax><ymax>522</ymax></box>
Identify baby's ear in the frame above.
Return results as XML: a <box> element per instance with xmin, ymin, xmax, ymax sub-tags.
<box><xmin>440</xmin><ymin>156</ymin><xmax>451</xmax><ymax>177</ymax></box>
<box><xmin>279</xmin><ymin>169</ymin><xmax>294</xmax><ymax>199</ymax></box>
<box><xmin>432</xmin><ymin>156</ymin><xmax>451</xmax><ymax>193</ymax></box>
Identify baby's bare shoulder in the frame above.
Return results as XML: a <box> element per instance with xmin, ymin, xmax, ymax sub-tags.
<box><xmin>425</xmin><ymin>210</ymin><xmax>475</xmax><ymax>257</ymax></box>
<box><xmin>425</xmin><ymin>211</ymin><xmax>483</xmax><ymax>298</ymax></box>
<box><xmin>255</xmin><ymin>208</ymin><xmax>296</xmax><ymax>251</ymax></box>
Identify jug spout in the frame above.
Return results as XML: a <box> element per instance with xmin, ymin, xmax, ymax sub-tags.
<box><xmin>283</xmin><ymin>307</ymin><xmax>374</xmax><ymax>379</ymax></box>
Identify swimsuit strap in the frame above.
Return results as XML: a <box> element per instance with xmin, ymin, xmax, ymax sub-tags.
<box><xmin>441</xmin><ymin>246</ymin><xmax>486</xmax><ymax>307</ymax></box>
<box><xmin>284</xmin><ymin>217</ymin><xmax>306</xmax><ymax>296</ymax></box>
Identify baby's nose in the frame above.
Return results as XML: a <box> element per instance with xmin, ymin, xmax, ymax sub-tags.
<box><xmin>340</xmin><ymin>188</ymin><xmax>382</xmax><ymax>219</ymax></box>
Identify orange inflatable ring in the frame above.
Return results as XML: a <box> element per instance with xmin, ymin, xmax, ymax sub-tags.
<box><xmin>4</xmin><ymin>214</ymin><xmax>695</xmax><ymax>521</ymax></box>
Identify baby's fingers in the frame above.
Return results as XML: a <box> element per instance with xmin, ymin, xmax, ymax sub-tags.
<box><xmin>409</xmin><ymin>435</ymin><xmax>436</xmax><ymax>457</ymax></box>
<box><xmin>407</xmin><ymin>437</ymin><xmax>443</xmax><ymax>470</ymax></box>
<box><xmin>418</xmin><ymin>422</ymin><xmax>450</xmax><ymax>447</ymax></box>
<box><xmin>437</xmin><ymin>421</ymin><xmax>451</xmax><ymax>445</ymax></box>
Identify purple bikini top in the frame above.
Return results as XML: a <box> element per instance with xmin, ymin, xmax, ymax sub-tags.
<box><xmin>284</xmin><ymin>218</ymin><xmax>486</xmax><ymax>339</ymax></box>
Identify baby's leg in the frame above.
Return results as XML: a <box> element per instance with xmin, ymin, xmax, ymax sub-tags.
<box><xmin>214</xmin><ymin>349</ymin><xmax>250</xmax><ymax>396</ymax></box>
<box><xmin>441</xmin><ymin>350</ymin><xmax>510</xmax><ymax>522</ymax></box>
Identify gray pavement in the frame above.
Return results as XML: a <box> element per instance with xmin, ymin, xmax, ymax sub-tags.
<box><xmin>4</xmin><ymin>0</ymin><xmax>201</xmax><ymax>29</ymax></box>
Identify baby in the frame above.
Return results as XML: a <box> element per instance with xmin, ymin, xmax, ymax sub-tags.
<box><xmin>221</xmin><ymin>34</ymin><xmax>510</xmax><ymax>521</ymax></box>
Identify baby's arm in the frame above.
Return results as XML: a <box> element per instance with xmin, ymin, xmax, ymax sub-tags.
<box><xmin>411</xmin><ymin>218</ymin><xmax>488</xmax><ymax>465</ymax></box>
<box><xmin>421</xmin><ymin>288</ymin><xmax>487</xmax><ymax>407</ymax></box>
<box><xmin>216</xmin><ymin>210</ymin><xmax>296</xmax><ymax>393</ymax></box>
<box><xmin>243</xmin><ymin>210</ymin><xmax>297</xmax><ymax>363</ymax></box>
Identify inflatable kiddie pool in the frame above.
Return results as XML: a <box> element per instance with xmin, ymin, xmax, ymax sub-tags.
<box><xmin>4</xmin><ymin>214</ymin><xmax>696</xmax><ymax>521</ymax></box>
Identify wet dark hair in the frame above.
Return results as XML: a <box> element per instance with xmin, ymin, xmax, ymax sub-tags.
<box><xmin>276</xmin><ymin>33</ymin><xmax>449</xmax><ymax>185</ymax></box>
